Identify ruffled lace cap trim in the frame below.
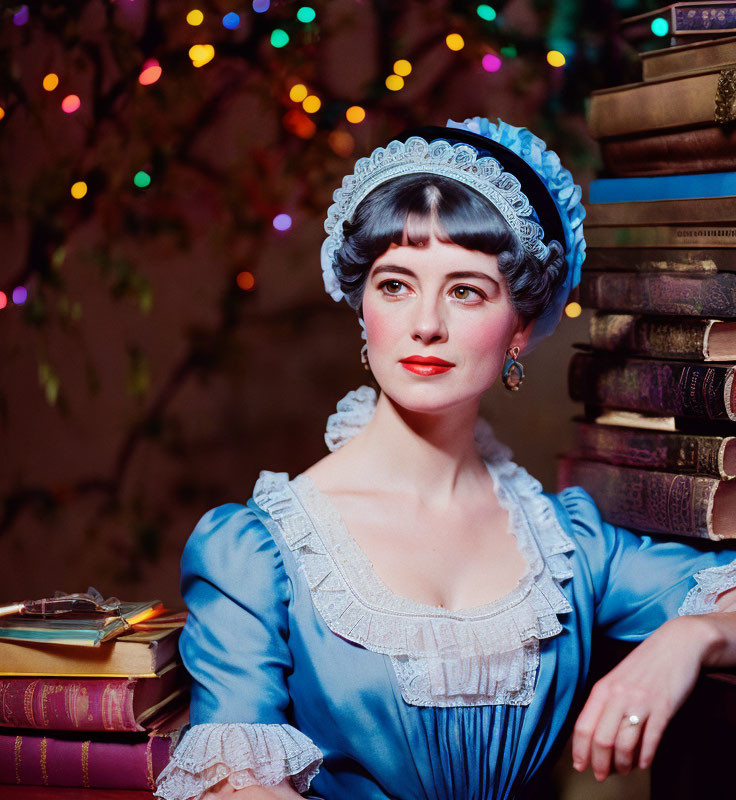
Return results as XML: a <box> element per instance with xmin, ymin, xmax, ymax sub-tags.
<box><xmin>678</xmin><ymin>557</ymin><xmax>736</xmax><ymax>616</ymax></box>
<box><xmin>254</xmin><ymin>386</ymin><xmax>575</xmax><ymax>706</ymax></box>
<box><xmin>154</xmin><ymin>722</ymin><xmax>323</xmax><ymax>799</ymax></box>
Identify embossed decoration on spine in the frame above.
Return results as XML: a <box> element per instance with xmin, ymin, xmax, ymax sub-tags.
<box><xmin>715</xmin><ymin>68</ymin><xmax>736</xmax><ymax>125</ymax></box>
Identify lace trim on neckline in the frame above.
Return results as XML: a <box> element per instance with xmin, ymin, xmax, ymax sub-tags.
<box><xmin>252</xmin><ymin>385</ymin><xmax>576</xmax><ymax>707</ymax></box>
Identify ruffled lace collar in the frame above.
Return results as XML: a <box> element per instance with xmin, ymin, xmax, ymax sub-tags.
<box><xmin>252</xmin><ymin>385</ymin><xmax>575</xmax><ymax>707</ymax></box>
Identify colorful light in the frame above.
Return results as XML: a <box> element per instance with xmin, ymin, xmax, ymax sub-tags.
<box><xmin>186</xmin><ymin>9</ymin><xmax>204</xmax><ymax>25</ymax></box>
<box><xmin>297</xmin><ymin>6</ymin><xmax>316</xmax><ymax>22</ymax></box>
<box><xmin>13</xmin><ymin>5</ymin><xmax>29</xmax><ymax>25</ymax></box>
<box><xmin>482</xmin><ymin>53</ymin><xmax>502</xmax><ymax>72</ymax></box>
<box><xmin>272</xmin><ymin>213</ymin><xmax>292</xmax><ymax>231</ymax></box>
<box><xmin>43</xmin><ymin>73</ymin><xmax>59</xmax><ymax>92</ymax></box>
<box><xmin>565</xmin><ymin>301</ymin><xmax>582</xmax><ymax>319</ymax></box>
<box><xmin>0</xmin><ymin>292</ymin><xmax>6</xmax><ymax>310</ymax></box>
<box><xmin>546</xmin><ymin>50</ymin><xmax>566</xmax><ymax>67</ymax></box>
<box><xmin>289</xmin><ymin>83</ymin><xmax>308</xmax><ymax>102</ymax></box>
<box><xmin>61</xmin><ymin>95</ymin><xmax>81</xmax><ymax>113</ymax></box>
<box><xmin>445</xmin><ymin>33</ymin><xmax>465</xmax><ymax>51</ymax></box>
<box><xmin>12</xmin><ymin>287</ymin><xmax>27</xmax><ymax>305</ymax></box>
<box><xmin>651</xmin><ymin>17</ymin><xmax>669</xmax><ymax>36</ymax></box>
<box><xmin>385</xmin><ymin>74</ymin><xmax>404</xmax><ymax>91</ymax></box>
<box><xmin>222</xmin><ymin>12</ymin><xmax>240</xmax><ymax>29</ymax></box>
<box><xmin>0</xmin><ymin>107</ymin><xmax>5</xmax><ymax>122</ymax></box>
<box><xmin>138</xmin><ymin>58</ymin><xmax>162</xmax><ymax>85</ymax></box>
<box><xmin>328</xmin><ymin>129</ymin><xmax>354</xmax><ymax>157</ymax></box>
<box><xmin>500</xmin><ymin>45</ymin><xmax>517</xmax><ymax>58</ymax></box>
<box><xmin>393</xmin><ymin>59</ymin><xmax>412</xmax><ymax>77</ymax></box>
<box><xmin>253</xmin><ymin>0</ymin><xmax>270</xmax><ymax>11</ymax></box>
<box><xmin>271</xmin><ymin>28</ymin><xmax>289</xmax><ymax>47</ymax></box>
<box><xmin>237</xmin><ymin>271</ymin><xmax>256</xmax><ymax>290</ymax></box>
<box><xmin>302</xmin><ymin>95</ymin><xmax>321</xmax><ymax>113</ymax></box>
<box><xmin>345</xmin><ymin>105</ymin><xmax>365</xmax><ymax>123</ymax></box>
<box><xmin>189</xmin><ymin>44</ymin><xmax>215</xmax><ymax>67</ymax></box>
<box><xmin>283</xmin><ymin>109</ymin><xmax>316</xmax><ymax>138</ymax></box>
<box><xmin>71</xmin><ymin>181</ymin><xmax>88</xmax><ymax>199</ymax></box>
<box><xmin>134</xmin><ymin>171</ymin><xmax>152</xmax><ymax>188</ymax></box>
<box><xmin>477</xmin><ymin>4</ymin><xmax>496</xmax><ymax>21</ymax></box>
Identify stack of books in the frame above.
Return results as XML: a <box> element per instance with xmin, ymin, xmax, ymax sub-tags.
<box><xmin>0</xmin><ymin>594</ymin><xmax>189</xmax><ymax>791</ymax></box>
<box><xmin>559</xmin><ymin>3</ymin><xmax>736</xmax><ymax>542</ymax></box>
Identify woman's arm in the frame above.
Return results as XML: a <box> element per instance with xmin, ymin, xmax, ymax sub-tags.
<box><xmin>571</xmin><ymin>607</ymin><xmax>736</xmax><ymax>782</ymax></box>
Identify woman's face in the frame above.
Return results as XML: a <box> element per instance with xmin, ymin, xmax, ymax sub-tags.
<box><xmin>360</xmin><ymin>227</ymin><xmax>532</xmax><ymax>414</ymax></box>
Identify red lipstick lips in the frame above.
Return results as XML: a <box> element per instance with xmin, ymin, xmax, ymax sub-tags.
<box><xmin>399</xmin><ymin>355</ymin><xmax>455</xmax><ymax>376</ymax></box>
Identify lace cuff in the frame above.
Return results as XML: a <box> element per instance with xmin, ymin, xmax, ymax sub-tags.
<box><xmin>678</xmin><ymin>557</ymin><xmax>736</xmax><ymax>616</ymax></box>
<box><xmin>154</xmin><ymin>722</ymin><xmax>323</xmax><ymax>799</ymax></box>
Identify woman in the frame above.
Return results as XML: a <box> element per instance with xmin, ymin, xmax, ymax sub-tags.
<box><xmin>155</xmin><ymin>118</ymin><xmax>736</xmax><ymax>800</ymax></box>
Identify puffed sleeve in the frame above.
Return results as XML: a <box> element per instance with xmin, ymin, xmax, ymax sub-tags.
<box><xmin>154</xmin><ymin>504</ymin><xmax>323</xmax><ymax>799</ymax></box>
<box><xmin>553</xmin><ymin>487</ymin><xmax>736</xmax><ymax>641</ymax></box>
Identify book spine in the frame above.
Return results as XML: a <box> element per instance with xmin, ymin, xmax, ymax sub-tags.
<box><xmin>580</xmin><ymin>272</ymin><xmax>736</xmax><ymax>317</ymax></box>
<box><xmin>642</xmin><ymin>39</ymin><xmax>736</xmax><ymax>82</ymax></box>
<box><xmin>583</xmin><ymin>248</ymin><xmax>732</xmax><ymax>272</ymax></box>
<box><xmin>0</xmin><ymin>731</ymin><xmax>171</xmax><ymax>789</ymax></box>
<box><xmin>586</xmin><ymin>194</ymin><xmax>736</xmax><ymax>227</ymax></box>
<box><xmin>574</xmin><ymin>422</ymin><xmax>730</xmax><ymax>478</ymax></box>
<box><xmin>586</xmin><ymin>225</ymin><xmax>736</xmax><ymax>249</ymax></box>
<box><xmin>568</xmin><ymin>352</ymin><xmax>736</xmax><ymax>421</ymax></box>
<box><xmin>674</xmin><ymin>6</ymin><xmax>736</xmax><ymax>32</ymax></box>
<box><xmin>557</xmin><ymin>457</ymin><xmax>717</xmax><ymax>538</ymax></box>
<box><xmin>589</xmin><ymin>172</ymin><xmax>736</xmax><ymax>204</ymax></box>
<box><xmin>589</xmin><ymin>313</ymin><xmax>710</xmax><ymax>359</ymax></box>
<box><xmin>587</xmin><ymin>72</ymin><xmax>720</xmax><ymax>138</ymax></box>
<box><xmin>0</xmin><ymin>677</ymin><xmax>141</xmax><ymax>732</ymax></box>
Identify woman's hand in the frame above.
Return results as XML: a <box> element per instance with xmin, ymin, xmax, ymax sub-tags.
<box><xmin>571</xmin><ymin>615</ymin><xmax>723</xmax><ymax>782</ymax></box>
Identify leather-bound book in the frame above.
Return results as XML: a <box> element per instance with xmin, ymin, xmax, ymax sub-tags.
<box><xmin>586</xmin><ymin>196</ymin><xmax>736</xmax><ymax>227</ymax></box>
<box><xmin>641</xmin><ymin>35</ymin><xmax>736</xmax><ymax>82</ymax></box>
<box><xmin>584</xmin><ymin>248</ymin><xmax>736</xmax><ymax>273</ymax></box>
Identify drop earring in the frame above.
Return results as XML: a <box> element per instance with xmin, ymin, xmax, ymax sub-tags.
<box><xmin>502</xmin><ymin>346</ymin><xmax>525</xmax><ymax>391</ymax></box>
<box><xmin>361</xmin><ymin>343</ymin><xmax>370</xmax><ymax>371</ymax></box>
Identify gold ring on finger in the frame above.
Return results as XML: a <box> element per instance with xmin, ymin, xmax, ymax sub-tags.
<box><xmin>627</xmin><ymin>714</ymin><xmax>642</xmax><ymax>726</ymax></box>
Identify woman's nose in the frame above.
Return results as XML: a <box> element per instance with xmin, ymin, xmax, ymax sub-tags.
<box><xmin>411</xmin><ymin>297</ymin><xmax>448</xmax><ymax>344</ymax></box>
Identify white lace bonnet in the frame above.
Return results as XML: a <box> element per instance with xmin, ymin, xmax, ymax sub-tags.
<box><xmin>320</xmin><ymin>116</ymin><xmax>586</xmax><ymax>355</ymax></box>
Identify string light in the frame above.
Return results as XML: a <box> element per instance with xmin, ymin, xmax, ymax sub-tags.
<box><xmin>289</xmin><ymin>83</ymin><xmax>308</xmax><ymax>102</ymax></box>
<box><xmin>12</xmin><ymin>287</ymin><xmax>28</xmax><ymax>305</ymax></box>
<box><xmin>651</xmin><ymin>17</ymin><xmax>669</xmax><ymax>36</ymax></box>
<box><xmin>445</xmin><ymin>33</ymin><xmax>465</xmax><ymax>51</ymax></box>
<box><xmin>500</xmin><ymin>45</ymin><xmax>517</xmax><ymax>58</ymax></box>
<box><xmin>476</xmin><ymin>4</ymin><xmax>496</xmax><ymax>21</ymax></box>
<box><xmin>61</xmin><ymin>95</ymin><xmax>81</xmax><ymax>113</ymax></box>
<box><xmin>0</xmin><ymin>292</ymin><xmax>6</xmax><ymax>310</ymax></box>
<box><xmin>70</xmin><ymin>181</ymin><xmax>88</xmax><ymax>199</ymax></box>
<box><xmin>189</xmin><ymin>44</ymin><xmax>215</xmax><ymax>67</ymax></box>
<box><xmin>546</xmin><ymin>50</ymin><xmax>566</xmax><ymax>67</ymax></box>
<box><xmin>482</xmin><ymin>53</ymin><xmax>502</xmax><ymax>72</ymax></box>
<box><xmin>138</xmin><ymin>59</ymin><xmax>162</xmax><ymax>85</ymax></box>
<box><xmin>385</xmin><ymin>74</ymin><xmax>404</xmax><ymax>91</ymax></box>
<box><xmin>222</xmin><ymin>12</ymin><xmax>240</xmax><ymax>29</ymax></box>
<box><xmin>43</xmin><ymin>73</ymin><xmax>59</xmax><ymax>92</ymax></box>
<box><xmin>237</xmin><ymin>271</ymin><xmax>256</xmax><ymax>290</ymax></box>
<box><xmin>0</xmin><ymin>107</ymin><xmax>5</xmax><ymax>122</ymax></box>
<box><xmin>296</xmin><ymin>6</ymin><xmax>316</xmax><ymax>23</ymax></box>
<box><xmin>393</xmin><ymin>59</ymin><xmax>411</xmax><ymax>76</ymax></box>
<box><xmin>13</xmin><ymin>5</ymin><xmax>29</xmax><ymax>26</ymax></box>
<box><xmin>565</xmin><ymin>301</ymin><xmax>582</xmax><ymax>318</ymax></box>
<box><xmin>253</xmin><ymin>0</ymin><xmax>270</xmax><ymax>11</ymax></box>
<box><xmin>134</xmin><ymin>171</ymin><xmax>152</xmax><ymax>188</ymax></box>
<box><xmin>302</xmin><ymin>95</ymin><xmax>321</xmax><ymax>113</ymax></box>
<box><xmin>272</xmin><ymin>213</ymin><xmax>292</xmax><ymax>231</ymax></box>
<box><xmin>345</xmin><ymin>105</ymin><xmax>365</xmax><ymax>123</ymax></box>
<box><xmin>186</xmin><ymin>9</ymin><xmax>204</xmax><ymax>26</ymax></box>
<box><xmin>270</xmin><ymin>29</ymin><xmax>289</xmax><ymax>47</ymax></box>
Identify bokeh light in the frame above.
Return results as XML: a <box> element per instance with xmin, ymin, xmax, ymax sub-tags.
<box><xmin>289</xmin><ymin>83</ymin><xmax>308</xmax><ymax>102</ymax></box>
<box><xmin>283</xmin><ymin>109</ymin><xmax>316</xmax><ymax>138</ymax></box>
<box><xmin>0</xmin><ymin>292</ymin><xmax>6</xmax><ymax>310</ymax></box>
<box><xmin>272</xmin><ymin>213</ymin><xmax>292</xmax><ymax>231</ymax></box>
<box><xmin>651</xmin><ymin>17</ymin><xmax>669</xmax><ymax>36</ymax></box>
<box><xmin>237</xmin><ymin>271</ymin><xmax>256</xmax><ymax>290</ymax></box>
<box><xmin>222</xmin><ymin>12</ymin><xmax>240</xmax><ymax>29</ymax></box>
<box><xmin>13</xmin><ymin>5</ymin><xmax>29</xmax><ymax>26</ymax></box>
<box><xmin>393</xmin><ymin>59</ymin><xmax>412</xmax><ymax>77</ymax></box>
<box><xmin>71</xmin><ymin>181</ymin><xmax>88</xmax><ymax>199</ymax></box>
<box><xmin>12</xmin><ymin>287</ymin><xmax>28</xmax><ymax>305</ymax></box>
<box><xmin>477</xmin><ymin>4</ymin><xmax>497</xmax><ymax>21</ymax></box>
<box><xmin>253</xmin><ymin>0</ymin><xmax>270</xmax><ymax>11</ymax></box>
<box><xmin>61</xmin><ymin>95</ymin><xmax>81</xmax><ymax>113</ymax></box>
<box><xmin>328</xmin><ymin>129</ymin><xmax>355</xmax><ymax>158</ymax></box>
<box><xmin>43</xmin><ymin>73</ymin><xmax>59</xmax><ymax>92</ymax></box>
<box><xmin>565</xmin><ymin>301</ymin><xmax>582</xmax><ymax>318</ymax></box>
<box><xmin>500</xmin><ymin>45</ymin><xmax>517</xmax><ymax>58</ymax></box>
<box><xmin>546</xmin><ymin>50</ymin><xmax>566</xmax><ymax>67</ymax></box>
<box><xmin>186</xmin><ymin>9</ymin><xmax>204</xmax><ymax>25</ymax></box>
<box><xmin>0</xmin><ymin>107</ymin><xmax>5</xmax><ymax>122</ymax></box>
<box><xmin>297</xmin><ymin>6</ymin><xmax>316</xmax><ymax>23</ymax></box>
<box><xmin>189</xmin><ymin>44</ymin><xmax>215</xmax><ymax>67</ymax></box>
<box><xmin>482</xmin><ymin>53</ymin><xmax>502</xmax><ymax>72</ymax></box>
<box><xmin>446</xmin><ymin>33</ymin><xmax>465</xmax><ymax>51</ymax></box>
<box><xmin>302</xmin><ymin>95</ymin><xmax>321</xmax><ymax>113</ymax></box>
<box><xmin>385</xmin><ymin>74</ymin><xmax>404</xmax><ymax>91</ymax></box>
<box><xmin>134</xmin><ymin>171</ymin><xmax>152</xmax><ymax>188</ymax></box>
<box><xmin>345</xmin><ymin>105</ymin><xmax>365</xmax><ymax>123</ymax></box>
<box><xmin>271</xmin><ymin>29</ymin><xmax>289</xmax><ymax>47</ymax></box>
<box><xmin>139</xmin><ymin>59</ymin><xmax>162</xmax><ymax>85</ymax></box>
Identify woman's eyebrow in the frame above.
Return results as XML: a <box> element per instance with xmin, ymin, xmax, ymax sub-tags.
<box><xmin>372</xmin><ymin>265</ymin><xmax>497</xmax><ymax>282</ymax></box>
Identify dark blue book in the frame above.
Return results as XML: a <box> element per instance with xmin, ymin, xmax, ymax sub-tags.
<box><xmin>589</xmin><ymin>172</ymin><xmax>736</xmax><ymax>204</ymax></box>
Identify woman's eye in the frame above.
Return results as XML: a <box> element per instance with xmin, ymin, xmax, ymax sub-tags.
<box><xmin>452</xmin><ymin>285</ymin><xmax>483</xmax><ymax>301</ymax></box>
<box><xmin>380</xmin><ymin>279</ymin><xmax>406</xmax><ymax>295</ymax></box>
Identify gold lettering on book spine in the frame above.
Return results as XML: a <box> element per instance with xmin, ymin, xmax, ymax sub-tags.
<box><xmin>81</xmin><ymin>740</ymin><xmax>91</xmax><ymax>788</ymax></box>
<box><xmin>14</xmin><ymin>736</ymin><xmax>22</xmax><ymax>783</ymax></box>
<box><xmin>23</xmin><ymin>680</ymin><xmax>38</xmax><ymax>727</ymax></box>
<box><xmin>146</xmin><ymin>737</ymin><xmax>155</xmax><ymax>790</ymax></box>
<box><xmin>715</xmin><ymin>68</ymin><xmax>736</xmax><ymax>125</ymax></box>
<box><xmin>40</xmin><ymin>737</ymin><xmax>48</xmax><ymax>785</ymax></box>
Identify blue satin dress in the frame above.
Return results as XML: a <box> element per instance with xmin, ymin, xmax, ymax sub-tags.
<box><xmin>155</xmin><ymin>388</ymin><xmax>736</xmax><ymax>800</ymax></box>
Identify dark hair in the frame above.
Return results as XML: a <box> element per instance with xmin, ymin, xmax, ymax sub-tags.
<box><xmin>333</xmin><ymin>172</ymin><xmax>567</xmax><ymax>321</ymax></box>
